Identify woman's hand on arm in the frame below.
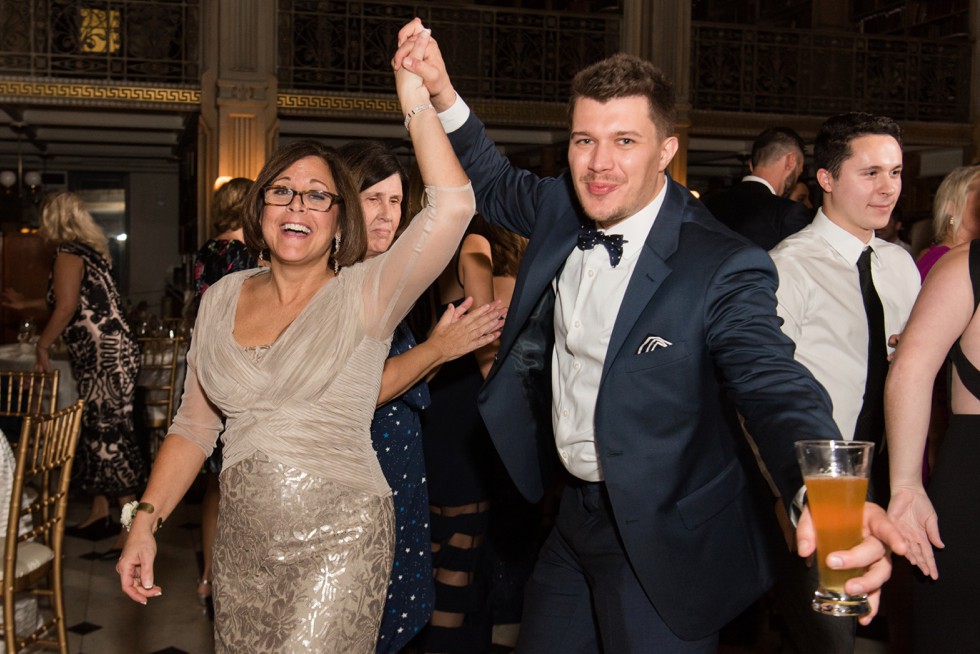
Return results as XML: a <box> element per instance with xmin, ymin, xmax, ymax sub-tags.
<box><xmin>34</xmin><ymin>253</ymin><xmax>84</xmax><ymax>372</ymax></box>
<box><xmin>376</xmin><ymin>298</ymin><xmax>505</xmax><ymax>406</ymax></box>
<box><xmin>116</xmin><ymin>434</ymin><xmax>207</xmax><ymax>604</ymax></box>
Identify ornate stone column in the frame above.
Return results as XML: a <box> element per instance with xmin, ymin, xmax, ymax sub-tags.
<box><xmin>621</xmin><ymin>0</ymin><xmax>692</xmax><ymax>186</ymax></box>
<box><xmin>197</xmin><ymin>0</ymin><xmax>279</xmax><ymax>246</ymax></box>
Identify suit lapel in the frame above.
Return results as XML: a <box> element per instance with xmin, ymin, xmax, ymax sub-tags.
<box><xmin>601</xmin><ymin>178</ymin><xmax>687</xmax><ymax>383</ymax></box>
<box><xmin>492</xmin><ymin>211</ymin><xmax>579</xmax><ymax>376</ymax></box>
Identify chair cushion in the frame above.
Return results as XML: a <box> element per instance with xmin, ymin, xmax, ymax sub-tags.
<box><xmin>0</xmin><ymin>541</ymin><xmax>54</xmax><ymax>581</ymax></box>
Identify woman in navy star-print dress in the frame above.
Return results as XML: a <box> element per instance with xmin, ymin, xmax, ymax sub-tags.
<box><xmin>340</xmin><ymin>141</ymin><xmax>505</xmax><ymax>653</ymax></box>
<box><xmin>371</xmin><ymin>321</ymin><xmax>434</xmax><ymax>652</ymax></box>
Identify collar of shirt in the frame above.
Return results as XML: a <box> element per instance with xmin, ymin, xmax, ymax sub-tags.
<box><xmin>810</xmin><ymin>208</ymin><xmax>875</xmax><ymax>267</ymax></box>
<box><xmin>596</xmin><ymin>180</ymin><xmax>668</xmax><ymax>265</ymax></box>
<box><xmin>741</xmin><ymin>175</ymin><xmax>776</xmax><ymax>195</ymax></box>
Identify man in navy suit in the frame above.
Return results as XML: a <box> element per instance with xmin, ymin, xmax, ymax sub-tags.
<box><xmin>704</xmin><ymin>127</ymin><xmax>814</xmax><ymax>250</ymax></box>
<box><xmin>394</xmin><ymin>20</ymin><xmax>903</xmax><ymax>653</ymax></box>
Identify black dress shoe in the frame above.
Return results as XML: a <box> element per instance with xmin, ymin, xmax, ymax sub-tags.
<box><xmin>65</xmin><ymin>517</ymin><xmax>120</xmax><ymax>541</ymax></box>
<box><xmin>96</xmin><ymin>548</ymin><xmax>123</xmax><ymax>561</ymax></box>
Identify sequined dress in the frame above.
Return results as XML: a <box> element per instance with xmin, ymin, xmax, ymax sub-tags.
<box><xmin>167</xmin><ymin>184</ymin><xmax>474</xmax><ymax>654</ymax></box>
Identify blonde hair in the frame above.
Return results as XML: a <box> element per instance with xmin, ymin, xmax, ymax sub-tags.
<box><xmin>933</xmin><ymin>166</ymin><xmax>980</xmax><ymax>245</ymax></box>
<box><xmin>39</xmin><ymin>192</ymin><xmax>111</xmax><ymax>262</ymax></box>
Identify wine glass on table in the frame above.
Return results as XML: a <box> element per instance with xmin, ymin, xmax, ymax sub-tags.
<box><xmin>17</xmin><ymin>317</ymin><xmax>36</xmax><ymax>347</ymax></box>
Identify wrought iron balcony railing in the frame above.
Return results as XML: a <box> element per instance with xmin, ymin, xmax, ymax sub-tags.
<box><xmin>0</xmin><ymin>2</ymin><xmax>971</xmax><ymax>125</ymax></box>
<box><xmin>0</xmin><ymin>0</ymin><xmax>200</xmax><ymax>84</ymax></box>
<box><xmin>691</xmin><ymin>22</ymin><xmax>971</xmax><ymax>123</ymax></box>
<box><xmin>276</xmin><ymin>0</ymin><xmax>621</xmax><ymax>103</ymax></box>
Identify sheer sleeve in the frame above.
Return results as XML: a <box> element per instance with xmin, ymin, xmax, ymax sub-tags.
<box><xmin>361</xmin><ymin>183</ymin><xmax>475</xmax><ymax>340</ymax></box>
<box><xmin>166</xmin><ymin>339</ymin><xmax>224</xmax><ymax>457</ymax></box>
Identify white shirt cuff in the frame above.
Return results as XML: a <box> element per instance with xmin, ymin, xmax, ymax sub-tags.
<box><xmin>438</xmin><ymin>94</ymin><xmax>470</xmax><ymax>134</ymax></box>
<box><xmin>790</xmin><ymin>485</ymin><xmax>807</xmax><ymax>527</ymax></box>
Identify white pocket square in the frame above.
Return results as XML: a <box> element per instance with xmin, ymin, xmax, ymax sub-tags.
<box><xmin>637</xmin><ymin>335</ymin><xmax>672</xmax><ymax>354</ymax></box>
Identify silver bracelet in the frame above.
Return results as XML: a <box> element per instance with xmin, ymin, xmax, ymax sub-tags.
<box><xmin>404</xmin><ymin>103</ymin><xmax>434</xmax><ymax>130</ymax></box>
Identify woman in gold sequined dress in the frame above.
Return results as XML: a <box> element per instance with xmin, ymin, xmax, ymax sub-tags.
<box><xmin>115</xmin><ymin>29</ymin><xmax>483</xmax><ymax>653</ymax></box>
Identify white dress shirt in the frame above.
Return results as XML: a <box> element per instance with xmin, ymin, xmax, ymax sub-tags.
<box><xmin>769</xmin><ymin>209</ymin><xmax>920</xmax><ymax>440</ymax></box>
<box><xmin>439</xmin><ymin>94</ymin><xmax>667</xmax><ymax>480</ymax></box>
<box><xmin>552</xmin><ymin>191</ymin><xmax>666</xmax><ymax>481</ymax></box>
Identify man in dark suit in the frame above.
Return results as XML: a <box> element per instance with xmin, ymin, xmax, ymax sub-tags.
<box><xmin>704</xmin><ymin>127</ymin><xmax>813</xmax><ymax>250</ymax></box>
<box><xmin>395</xmin><ymin>20</ymin><xmax>903</xmax><ymax>653</ymax></box>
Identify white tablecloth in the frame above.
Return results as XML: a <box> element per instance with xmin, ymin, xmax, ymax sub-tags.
<box><xmin>0</xmin><ymin>342</ymin><xmax>186</xmax><ymax>422</ymax></box>
<box><xmin>0</xmin><ymin>427</ymin><xmax>42</xmax><ymax>647</ymax></box>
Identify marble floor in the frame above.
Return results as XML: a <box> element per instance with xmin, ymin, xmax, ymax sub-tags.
<box><xmin>62</xmin><ymin>493</ymin><xmax>213</xmax><ymax>654</ymax></box>
<box><xmin>53</xmin><ymin>487</ymin><xmax>892</xmax><ymax>654</ymax></box>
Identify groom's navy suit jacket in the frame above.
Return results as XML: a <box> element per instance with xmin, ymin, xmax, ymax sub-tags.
<box><xmin>448</xmin><ymin>112</ymin><xmax>840</xmax><ymax>640</ymax></box>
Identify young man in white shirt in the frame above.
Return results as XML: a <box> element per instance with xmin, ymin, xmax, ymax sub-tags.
<box><xmin>769</xmin><ymin>112</ymin><xmax>920</xmax><ymax>653</ymax></box>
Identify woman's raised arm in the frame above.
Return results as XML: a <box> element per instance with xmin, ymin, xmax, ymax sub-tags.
<box><xmin>363</xmin><ymin>27</ymin><xmax>475</xmax><ymax>339</ymax></box>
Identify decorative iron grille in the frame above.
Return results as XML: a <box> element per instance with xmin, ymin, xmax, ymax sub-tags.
<box><xmin>691</xmin><ymin>23</ymin><xmax>971</xmax><ymax>123</ymax></box>
<box><xmin>0</xmin><ymin>0</ymin><xmax>200</xmax><ymax>84</ymax></box>
<box><xmin>277</xmin><ymin>0</ymin><xmax>620</xmax><ymax>103</ymax></box>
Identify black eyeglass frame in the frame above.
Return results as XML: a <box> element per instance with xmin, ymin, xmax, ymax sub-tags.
<box><xmin>261</xmin><ymin>185</ymin><xmax>343</xmax><ymax>212</ymax></box>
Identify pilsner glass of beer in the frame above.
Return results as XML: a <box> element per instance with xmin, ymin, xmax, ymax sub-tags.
<box><xmin>794</xmin><ymin>439</ymin><xmax>874</xmax><ymax>617</ymax></box>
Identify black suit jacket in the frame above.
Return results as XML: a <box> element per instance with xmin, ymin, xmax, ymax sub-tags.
<box><xmin>447</xmin><ymin>112</ymin><xmax>840</xmax><ymax>640</ymax></box>
<box><xmin>703</xmin><ymin>180</ymin><xmax>813</xmax><ymax>250</ymax></box>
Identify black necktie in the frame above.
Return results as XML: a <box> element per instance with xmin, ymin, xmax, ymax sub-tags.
<box><xmin>577</xmin><ymin>225</ymin><xmax>625</xmax><ymax>267</ymax></box>
<box><xmin>854</xmin><ymin>246</ymin><xmax>887</xmax><ymax>450</ymax></box>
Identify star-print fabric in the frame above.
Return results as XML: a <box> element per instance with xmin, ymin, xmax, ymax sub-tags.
<box><xmin>370</xmin><ymin>320</ymin><xmax>435</xmax><ymax>653</ymax></box>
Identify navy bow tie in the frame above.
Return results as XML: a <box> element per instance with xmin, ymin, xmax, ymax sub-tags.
<box><xmin>577</xmin><ymin>225</ymin><xmax>625</xmax><ymax>267</ymax></box>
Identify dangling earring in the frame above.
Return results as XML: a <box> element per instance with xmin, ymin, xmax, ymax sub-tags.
<box><xmin>333</xmin><ymin>233</ymin><xmax>341</xmax><ymax>274</ymax></box>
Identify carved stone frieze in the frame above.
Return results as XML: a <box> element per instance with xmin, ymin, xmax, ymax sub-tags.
<box><xmin>0</xmin><ymin>77</ymin><xmax>200</xmax><ymax>109</ymax></box>
<box><xmin>277</xmin><ymin>92</ymin><xmax>566</xmax><ymax>129</ymax></box>
<box><xmin>216</xmin><ymin>81</ymin><xmax>269</xmax><ymax>103</ymax></box>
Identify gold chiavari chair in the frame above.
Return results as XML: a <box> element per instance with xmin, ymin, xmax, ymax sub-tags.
<box><xmin>138</xmin><ymin>336</ymin><xmax>186</xmax><ymax>459</ymax></box>
<box><xmin>0</xmin><ymin>399</ymin><xmax>84</xmax><ymax>654</ymax></box>
<box><xmin>0</xmin><ymin>371</ymin><xmax>60</xmax><ymax>418</ymax></box>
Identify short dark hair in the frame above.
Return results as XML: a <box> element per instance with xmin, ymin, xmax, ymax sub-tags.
<box><xmin>337</xmin><ymin>140</ymin><xmax>408</xmax><ymax>193</ymax></box>
<box><xmin>751</xmin><ymin>127</ymin><xmax>805</xmax><ymax>168</ymax></box>
<box><xmin>211</xmin><ymin>177</ymin><xmax>253</xmax><ymax>235</ymax></box>
<box><xmin>242</xmin><ymin>140</ymin><xmax>366</xmax><ymax>270</ymax></box>
<box><xmin>568</xmin><ymin>53</ymin><xmax>676</xmax><ymax>141</ymax></box>
<box><xmin>338</xmin><ymin>140</ymin><xmax>409</xmax><ymax>239</ymax></box>
<box><xmin>814</xmin><ymin>113</ymin><xmax>902</xmax><ymax>178</ymax></box>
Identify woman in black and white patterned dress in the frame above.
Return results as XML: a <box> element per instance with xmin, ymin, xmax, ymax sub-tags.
<box><xmin>4</xmin><ymin>192</ymin><xmax>144</xmax><ymax>550</ymax></box>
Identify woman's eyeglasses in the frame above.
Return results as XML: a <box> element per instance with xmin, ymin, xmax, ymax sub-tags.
<box><xmin>262</xmin><ymin>186</ymin><xmax>342</xmax><ymax>212</ymax></box>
